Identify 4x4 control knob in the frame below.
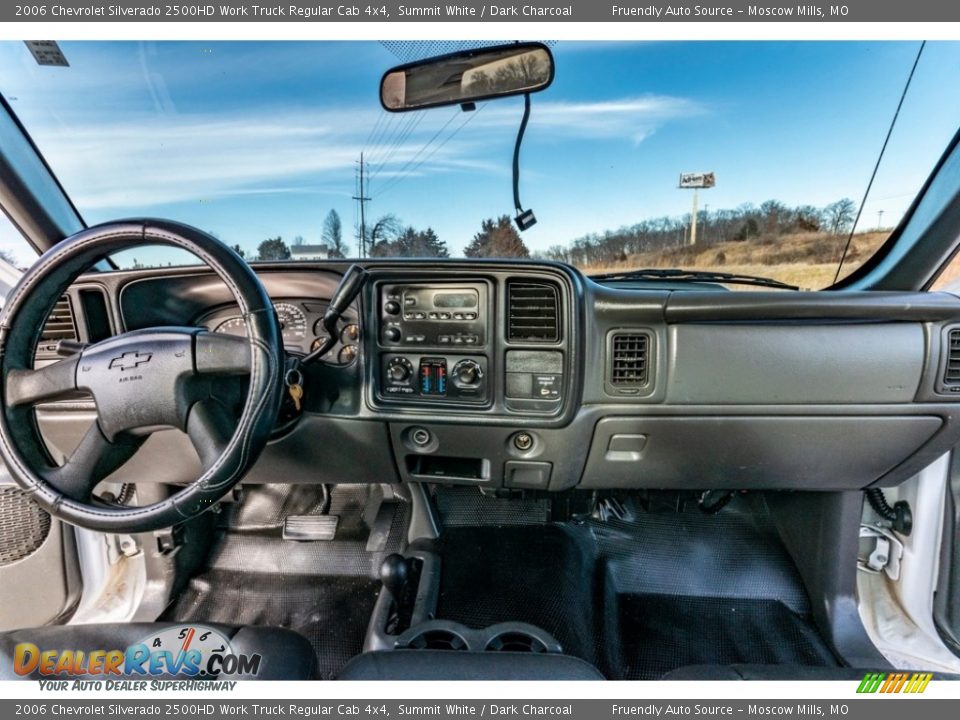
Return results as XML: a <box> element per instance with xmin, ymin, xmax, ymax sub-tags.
<box><xmin>452</xmin><ymin>359</ymin><xmax>483</xmax><ymax>387</ymax></box>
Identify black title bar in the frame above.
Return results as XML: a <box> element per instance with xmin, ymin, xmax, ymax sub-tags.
<box><xmin>6</xmin><ymin>0</ymin><xmax>960</xmax><ymax>22</ymax></box>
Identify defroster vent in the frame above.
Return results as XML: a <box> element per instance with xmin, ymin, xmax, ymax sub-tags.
<box><xmin>507</xmin><ymin>281</ymin><xmax>559</xmax><ymax>342</ymax></box>
<box><xmin>610</xmin><ymin>332</ymin><xmax>650</xmax><ymax>387</ymax></box>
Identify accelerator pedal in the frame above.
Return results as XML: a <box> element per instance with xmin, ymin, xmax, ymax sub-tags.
<box><xmin>282</xmin><ymin>514</ymin><xmax>339</xmax><ymax>541</ymax></box>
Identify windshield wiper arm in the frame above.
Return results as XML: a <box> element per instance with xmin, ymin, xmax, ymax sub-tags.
<box><xmin>588</xmin><ymin>267</ymin><xmax>800</xmax><ymax>291</ymax></box>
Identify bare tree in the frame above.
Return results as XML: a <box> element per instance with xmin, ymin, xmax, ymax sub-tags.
<box><xmin>823</xmin><ymin>198</ymin><xmax>857</xmax><ymax>235</ymax></box>
<box><xmin>322</xmin><ymin>209</ymin><xmax>347</xmax><ymax>258</ymax></box>
<box><xmin>367</xmin><ymin>214</ymin><xmax>402</xmax><ymax>255</ymax></box>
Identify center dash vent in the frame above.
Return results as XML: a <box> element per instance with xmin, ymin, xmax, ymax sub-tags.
<box><xmin>35</xmin><ymin>295</ymin><xmax>76</xmax><ymax>361</ymax></box>
<box><xmin>945</xmin><ymin>329</ymin><xmax>960</xmax><ymax>385</ymax></box>
<box><xmin>610</xmin><ymin>332</ymin><xmax>650</xmax><ymax>388</ymax></box>
<box><xmin>507</xmin><ymin>281</ymin><xmax>559</xmax><ymax>343</ymax></box>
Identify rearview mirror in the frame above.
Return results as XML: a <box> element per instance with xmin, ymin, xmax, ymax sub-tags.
<box><xmin>380</xmin><ymin>42</ymin><xmax>554</xmax><ymax>112</ymax></box>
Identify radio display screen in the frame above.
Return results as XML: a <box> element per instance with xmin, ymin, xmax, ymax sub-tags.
<box><xmin>432</xmin><ymin>292</ymin><xmax>478</xmax><ymax>309</ymax></box>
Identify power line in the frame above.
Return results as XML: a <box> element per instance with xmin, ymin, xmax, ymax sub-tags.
<box><xmin>375</xmin><ymin>105</ymin><xmax>485</xmax><ymax>200</ymax></box>
<box><xmin>363</xmin><ymin>108</ymin><xmax>404</xmax><ymax>170</ymax></box>
<box><xmin>368</xmin><ymin>111</ymin><xmax>427</xmax><ymax>186</ymax></box>
<box><xmin>370</xmin><ymin>108</ymin><xmax>461</xmax><ymax>199</ymax></box>
<box><xmin>363</xmin><ymin>109</ymin><xmax>387</xmax><ymax>155</ymax></box>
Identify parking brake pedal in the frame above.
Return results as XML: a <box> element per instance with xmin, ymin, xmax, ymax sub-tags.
<box><xmin>282</xmin><ymin>515</ymin><xmax>339</xmax><ymax>541</ymax></box>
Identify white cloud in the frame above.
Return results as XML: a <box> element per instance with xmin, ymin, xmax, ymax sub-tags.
<box><xmin>474</xmin><ymin>95</ymin><xmax>708</xmax><ymax>144</ymax></box>
<box><xmin>33</xmin><ymin>95</ymin><xmax>705</xmax><ymax>211</ymax></box>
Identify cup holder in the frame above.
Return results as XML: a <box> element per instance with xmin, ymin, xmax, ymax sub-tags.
<box><xmin>396</xmin><ymin>622</ymin><xmax>472</xmax><ymax>651</ymax></box>
<box><xmin>405</xmin><ymin>628</ymin><xmax>469</xmax><ymax>651</ymax></box>
<box><xmin>482</xmin><ymin>623</ymin><xmax>562</xmax><ymax>653</ymax></box>
<box><xmin>394</xmin><ymin>620</ymin><xmax>562</xmax><ymax>654</ymax></box>
<box><xmin>484</xmin><ymin>631</ymin><xmax>549</xmax><ymax>653</ymax></box>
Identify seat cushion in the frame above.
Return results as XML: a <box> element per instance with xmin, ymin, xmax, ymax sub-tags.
<box><xmin>338</xmin><ymin>650</ymin><xmax>605</xmax><ymax>680</ymax></box>
<box><xmin>0</xmin><ymin>622</ymin><xmax>315</xmax><ymax>680</ymax></box>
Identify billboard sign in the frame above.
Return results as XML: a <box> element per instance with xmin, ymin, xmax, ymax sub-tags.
<box><xmin>679</xmin><ymin>172</ymin><xmax>716</xmax><ymax>188</ymax></box>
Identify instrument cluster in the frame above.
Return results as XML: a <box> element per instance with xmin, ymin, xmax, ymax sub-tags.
<box><xmin>200</xmin><ymin>299</ymin><xmax>360</xmax><ymax>365</ymax></box>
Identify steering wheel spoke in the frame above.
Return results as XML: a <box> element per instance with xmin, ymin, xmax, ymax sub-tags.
<box><xmin>195</xmin><ymin>331</ymin><xmax>251</xmax><ymax>376</ymax></box>
<box><xmin>42</xmin><ymin>422</ymin><xmax>144</xmax><ymax>502</ymax></box>
<box><xmin>186</xmin><ymin>398</ymin><xmax>238</xmax><ymax>470</ymax></box>
<box><xmin>6</xmin><ymin>357</ymin><xmax>82</xmax><ymax>407</ymax></box>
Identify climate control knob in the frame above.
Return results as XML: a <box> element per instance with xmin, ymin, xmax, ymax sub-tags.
<box><xmin>452</xmin><ymin>359</ymin><xmax>483</xmax><ymax>387</ymax></box>
<box><xmin>386</xmin><ymin>357</ymin><xmax>413</xmax><ymax>383</ymax></box>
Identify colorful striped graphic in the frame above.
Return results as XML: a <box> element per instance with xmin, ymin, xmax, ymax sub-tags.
<box><xmin>857</xmin><ymin>672</ymin><xmax>933</xmax><ymax>694</ymax></box>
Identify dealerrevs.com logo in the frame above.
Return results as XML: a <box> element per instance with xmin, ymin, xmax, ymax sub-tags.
<box><xmin>14</xmin><ymin>626</ymin><xmax>261</xmax><ymax>678</ymax></box>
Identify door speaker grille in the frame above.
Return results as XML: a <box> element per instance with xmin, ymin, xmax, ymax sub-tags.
<box><xmin>0</xmin><ymin>487</ymin><xmax>51</xmax><ymax>566</ymax></box>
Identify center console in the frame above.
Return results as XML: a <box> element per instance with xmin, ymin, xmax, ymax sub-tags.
<box><xmin>376</xmin><ymin>280</ymin><xmax>493</xmax><ymax>406</ymax></box>
<box><xmin>366</xmin><ymin>266</ymin><xmax>582</xmax><ymax>491</ymax></box>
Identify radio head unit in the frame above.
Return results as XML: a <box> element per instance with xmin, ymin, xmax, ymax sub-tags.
<box><xmin>379</xmin><ymin>282</ymin><xmax>488</xmax><ymax>347</ymax></box>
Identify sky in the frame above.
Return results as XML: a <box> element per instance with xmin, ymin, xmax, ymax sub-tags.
<box><xmin>1</xmin><ymin>40</ymin><xmax>960</xmax><ymax>267</ymax></box>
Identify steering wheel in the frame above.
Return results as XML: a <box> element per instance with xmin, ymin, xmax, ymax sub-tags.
<box><xmin>0</xmin><ymin>220</ymin><xmax>284</xmax><ymax>532</ymax></box>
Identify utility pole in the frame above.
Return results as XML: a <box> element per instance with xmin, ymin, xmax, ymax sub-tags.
<box><xmin>877</xmin><ymin>210</ymin><xmax>885</xmax><ymax>231</ymax></box>
<box><xmin>353</xmin><ymin>152</ymin><xmax>371</xmax><ymax>258</ymax></box>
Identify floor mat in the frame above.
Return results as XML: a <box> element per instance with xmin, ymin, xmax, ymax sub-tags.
<box><xmin>167</xmin><ymin>567</ymin><xmax>380</xmax><ymax>679</ymax></box>
<box><xmin>163</xmin><ymin>485</ymin><xmax>408</xmax><ymax>679</ymax></box>
<box><xmin>615</xmin><ymin>594</ymin><xmax>837</xmax><ymax>680</ymax></box>
<box><xmin>433</xmin><ymin>486</ymin><xmax>551</xmax><ymax>526</ymax></box>
<box><xmin>434</xmin><ymin>493</ymin><xmax>838</xmax><ymax>679</ymax></box>
<box><xmin>437</xmin><ymin>525</ymin><xmax>599</xmax><ymax>665</ymax></box>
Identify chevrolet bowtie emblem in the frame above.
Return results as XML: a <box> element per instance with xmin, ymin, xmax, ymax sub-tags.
<box><xmin>109</xmin><ymin>351</ymin><xmax>152</xmax><ymax>371</ymax></box>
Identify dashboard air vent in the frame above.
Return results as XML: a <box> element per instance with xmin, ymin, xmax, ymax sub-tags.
<box><xmin>507</xmin><ymin>281</ymin><xmax>559</xmax><ymax>342</ymax></box>
<box><xmin>610</xmin><ymin>332</ymin><xmax>650</xmax><ymax>387</ymax></box>
<box><xmin>945</xmin><ymin>329</ymin><xmax>960</xmax><ymax>385</ymax></box>
<box><xmin>35</xmin><ymin>295</ymin><xmax>76</xmax><ymax>361</ymax></box>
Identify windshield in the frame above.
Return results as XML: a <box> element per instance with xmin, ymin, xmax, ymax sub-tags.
<box><xmin>2</xmin><ymin>40</ymin><xmax>960</xmax><ymax>289</ymax></box>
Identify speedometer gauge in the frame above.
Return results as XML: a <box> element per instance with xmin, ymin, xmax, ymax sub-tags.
<box><xmin>214</xmin><ymin>302</ymin><xmax>307</xmax><ymax>346</ymax></box>
<box><xmin>214</xmin><ymin>316</ymin><xmax>246</xmax><ymax>336</ymax></box>
<box><xmin>273</xmin><ymin>302</ymin><xmax>307</xmax><ymax>340</ymax></box>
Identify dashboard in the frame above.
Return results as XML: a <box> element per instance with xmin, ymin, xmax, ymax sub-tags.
<box><xmin>32</xmin><ymin>259</ymin><xmax>960</xmax><ymax>495</ymax></box>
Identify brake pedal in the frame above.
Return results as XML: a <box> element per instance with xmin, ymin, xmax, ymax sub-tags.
<box><xmin>282</xmin><ymin>515</ymin><xmax>339</xmax><ymax>541</ymax></box>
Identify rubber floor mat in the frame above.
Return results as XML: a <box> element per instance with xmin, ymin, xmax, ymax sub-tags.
<box><xmin>614</xmin><ymin>594</ymin><xmax>837</xmax><ymax>680</ymax></box>
<box><xmin>166</xmin><ymin>568</ymin><xmax>379</xmax><ymax>679</ymax></box>
<box><xmin>433</xmin><ymin>486</ymin><xmax>551</xmax><ymax>526</ymax></box>
<box><xmin>436</xmin><ymin>525</ymin><xmax>600</xmax><ymax>665</ymax></box>
<box><xmin>163</xmin><ymin>486</ymin><xmax>408</xmax><ymax>679</ymax></box>
<box><xmin>435</xmin><ymin>498</ymin><xmax>838</xmax><ymax>679</ymax></box>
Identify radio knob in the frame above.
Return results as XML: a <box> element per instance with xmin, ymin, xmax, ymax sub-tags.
<box><xmin>384</xmin><ymin>327</ymin><xmax>401</xmax><ymax>342</ymax></box>
<box><xmin>453</xmin><ymin>359</ymin><xmax>482</xmax><ymax>386</ymax></box>
<box><xmin>384</xmin><ymin>300</ymin><xmax>401</xmax><ymax>315</ymax></box>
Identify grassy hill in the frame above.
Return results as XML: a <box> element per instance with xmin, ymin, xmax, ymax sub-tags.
<box><xmin>578</xmin><ymin>231</ymin><xmax>891</xmax><ymax>290</ymax></box>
